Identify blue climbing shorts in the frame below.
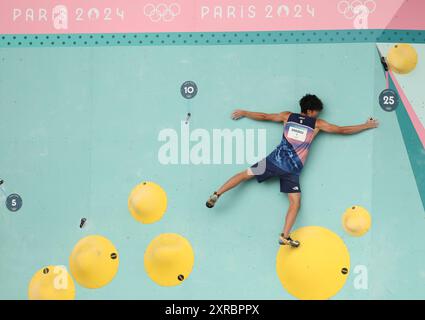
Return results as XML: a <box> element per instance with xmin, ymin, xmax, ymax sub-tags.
<box><xmin>250</xmin><ymin>158</ymin><xmax>301</xmax><ymax>193</ymax></box>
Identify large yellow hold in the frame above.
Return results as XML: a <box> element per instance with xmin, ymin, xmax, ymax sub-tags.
<box><xmin>128</xmin><ymin>181</ymin><xmax>167</xmax><ymax>224</ymax></box>
<box><xmin>69</xmin><ymin>235</ymin><xmax>119</xmax><ymax>289</ymax></box>
<box><xmin>276</xmin><ymin>226</ymin><xmax>350</xmax><ymax>300</ymax></box>
<box><xmin>387</xmin><ymin>44</ymin><xmax>418</xmax><ymax>74</ymax></box>
<box><xmin>28</xmin><ymin>265</ymin><xmax>75</xmax><ymax>300</ymax></box>
<box><xmin>342</xmin><ymin>205</ymin><xmax>371</xmax><ymax>237</ymax></box>
<box><xmin>144</xmin><ymin>233</ymin><xmax>194</xmax><ymax>286</ymax></box>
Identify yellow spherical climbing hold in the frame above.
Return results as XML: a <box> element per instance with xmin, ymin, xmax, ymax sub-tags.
<box><xmin>342</xmin><ymin>205</ymin><xmax>372</xmax><ymax>237</ymax></box>
<box><xmin>28</xmin><ymin>265</ymin><xmax>75</xmax><ymax>300</ymax></box>
<box><xmin>128</xmin><ymin>181</ymin><xmax>167</xmax><ymax>224</ymax></box>
<box><xmin>387</xmin><ymin>44</ymin><xmax>418</xmax><ymax>74</ymax></box>
<box><xmin>144</xmin><ymin>233</ymin><xmax>194</xmax><ymax>286</ymax></box>
<box><xmin>276</xmin><ymin>226</ymin><xmax>350</xmax><ymax>300</ymax></box>
<box><xmin>69</xmin><ymin>235</ymin><xmax>119</xmax><ymax>289</ymax></box>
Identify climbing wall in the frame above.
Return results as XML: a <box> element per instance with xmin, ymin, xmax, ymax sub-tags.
<box><xmin>0</xmin><ymin>40</ymin><xmax>424</xmax><ymax>299</ymax></box>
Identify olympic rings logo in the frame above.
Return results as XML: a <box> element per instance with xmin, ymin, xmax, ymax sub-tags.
<box><xmin>337</xmin><ymin>0</ymin><xmax>376</xmax><ymax>20</ymax></box>
<box><xmin>143</xmin><ymin>3</ymin><xmax>181</xmax><ymax>22</ymax></box>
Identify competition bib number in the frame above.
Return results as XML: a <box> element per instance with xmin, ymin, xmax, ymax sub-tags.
<box><xmin>287</xmin><ymin>125</ymin><xmax>307</xmax><ymax>142</ymax></box>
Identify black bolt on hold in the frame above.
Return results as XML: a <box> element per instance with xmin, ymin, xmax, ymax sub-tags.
<box><xmin>80</xmin><ymin>218</ymin><xmax>87</xmax><ymax>228</ymax></box>
<box><xmin>110</xmin><ymin>253</ymin><xmax>117</xmax><ymax>260</ymax></box>
<box><xmin>341</xmin><ymin>268</ymin><xmax>348</xmax><ymax>275</ymax></box>
<box><xmin>352</xmin><ymin>206</ymin><xmax>356</xmax><ymax>210</ymax></box>
<box><xmin>143</xmin><ymin>182</ymin><xmax>147</xmax><ymax>185</ymax></box>
<box><xmin>43</xmin><ymin>267</ymin><xmax>49</xmax><ymax>274</ymax></box>
<box><xmin>0</xmin><ymin>179</ymin><xmax>4</xmax><ymax>186</ymax></box>
<box><xmin>178</xmin><ymin>274</ymin><xmax>184</xmax><ymax>281</ymax></box>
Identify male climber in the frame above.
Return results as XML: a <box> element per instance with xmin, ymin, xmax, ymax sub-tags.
<box><xmin>206</xmin><ymin>94</ymin><xmax>379</xmax><ymax>247</ymax></box>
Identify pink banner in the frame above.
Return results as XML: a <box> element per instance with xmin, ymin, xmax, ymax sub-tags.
<box><xmin>0</xmin><ymin>0</ymin><xmax>423</xmax><ymax>35</ymax></box>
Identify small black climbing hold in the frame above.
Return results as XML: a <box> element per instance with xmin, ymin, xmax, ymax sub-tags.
<box><xmin>0</xmin><ymin>179</ymin><xmax>4</xmax><ymax>186</ymax></box>
<box><xmin>111</xmin><ymin>253</ymin><xmax>117</xmax><ymax>260</ymax></box>
<box><xmin>43</xmin><ymin>267</ymin><xmax>49</xmax><ymax>274</ymax></box>
<box><xmin>341</xmin><ymin>268</ymin><xmax>348</xmax><ymax>275</ymax></box>
<box><xmin>178</xmin><ymin>274</ymin><xmax>184</xmax><ymax>281</ymax></box>
<box><xmin>80</xmin><ymin>218</ymin><xmax>87</xmax><ymax>228</ymax></box>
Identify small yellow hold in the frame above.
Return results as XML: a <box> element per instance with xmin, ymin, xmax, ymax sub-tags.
<box><xmin>342</xmin><ymin>205</ymin><xmax>372</xmax><ymax>237</ymax></box>
<box><xmin>144</xmin><ymin>233</ymin><xmax>194</xmax><ymax>286</ymax></box>
<box><xmin>69</xmin><ymin>235</ymin><xmax>119</xmax><ymax>289</ymax></box>
<box><xmin>28</xmin><ymin>265</ymin><xmax>75</xmax><ymax>300</ymax></box>
<box><xmin>128</xmin><ymin>181</ymin><xmax>167</xmax><ymax>224</ymax></box>
<box><xmin>387</xmin><ymin>44</ymin><xmax>418</xmax><ymax>74</ymax></box>
<box><xmin>276</xmin><ymin>226</ymin><xmax>350</xmax><ymax>300</ymax></box>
